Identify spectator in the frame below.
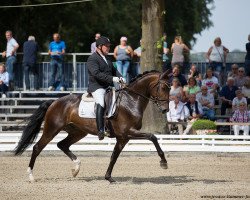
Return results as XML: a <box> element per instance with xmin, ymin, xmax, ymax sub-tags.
<box><xmin>227</xmin><ymin>64</ymin><xmax>239</xmax><ymax>79</ymax></box>
<box><xmin>91</xmin><ymin>33</ymin><xmax>101</xmax><ymax>53</ymax></box>
<box><xmin>168</xmin><ymin>64</ymin><xmax>187</xmax><ymax>87</ymax></box>
<box><xmin>245</xmin><ymin>34</ymin><xmax>250</xmax><ymax>74</ymax></box>
<box><xmin>133</xmin><ymin>39</ymin><xmax>142</xmax><ymax>75</ymax></box>
<box><xmin>183</xmin><ymin>77</ymin><xmax>201</xmax><ymax>99</ymax></box>
<box><xmin>0</xmin><ymin>63</ymin><xmax>9</xmax><ymax>98</ymax></box>
<box><xmin>169</xmin><ymin>78</ymin><xmax>184</xmax><ymax>101</ymax></box>
<box><xmin>231</xmin><ymin>102</ymin><xmax>250</xmax><ymax>136</ymax></box>
<box><xmin>23</xmin><ymin>36</ymin><xmax>39</xmax><ymax>91</ymax></box>
<box><xmin>183</xmin><ymin>94</ymin><xmax>203</xmax><ymax>135</ymax></box>
<box><xmin>220</xmin><ymin>77</ymin><xmax>238</xmax><ymax>115</ymax></box>
<box><xmin>206</xmin><ymin>37</ymin><xmax>229</xmax><ymax>85</ymax></box>
<box><xmin>232</xmin><ymin>90</ymin><xmax>247</xmax><ymax>112</ymax></box>
<box><xmin>242</xmin><ymin>78</ymin><xmax>250</xmax><ymax>104</ymax></box>
<box><xmin>2</xmin><ymin>30</ymin><xmax>19</xmax><ymax>90</ymax></box>
<box><xmin>202</xmin><ymin>68</ymin><xmax>219</xmax><ymax>95</ymax></box>
<box><xmin>167</xmin><ymin>95</ymin><xmax>189</xmax><ymax>135</ymax></box>
<box><xmin>171</xmin><ymin>36</ymin><xmax>189</xmax><ymax>73</ymax></box>
<box><xmin>188</xmin><ymin>64</ymin><xmax>202</xmax><ymax>86</ymax></box>
<box><xmin>48</xmin><ymin>33</ymin><xmax>66</xmax><ymax>91</ymax></box>
<box><xmin>234</xmin><ymin>67</ymin><xmax>248</xmax><ymax>89</ymax></box>
<box><xmin>114</xmin><ymin>36</ymin><xmax>133</xmax><ymax>83</ymax></box>
<box><xmin>162</xmin><ymin>33</ymin><xmax>170</xmax><ymax>72</ymax></box>
<box><xmin>196</xmin><ymin>85</ymin><xmax>215</xmax><ymax>121</ymax></box>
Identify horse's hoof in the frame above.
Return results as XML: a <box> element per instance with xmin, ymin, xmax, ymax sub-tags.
<box><xmin>160</xmin><ymin>161</ymin><xmax>168</xmax><ymax>169</ymax></box>
<box><xmin>72</xmin><ymin>168</ymin><xmax>80</xmax><ymax>177</ymax></box>
<box><xmin>105</xmin><ymin>176</ymin><xmax>116</xmax><ymax>183</ymax></box>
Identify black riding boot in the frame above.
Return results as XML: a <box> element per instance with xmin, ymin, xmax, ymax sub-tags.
<box><xmin>96</xmin><ymin>104</ymin><xmax>105</xmax><ymax>140</ymax></box>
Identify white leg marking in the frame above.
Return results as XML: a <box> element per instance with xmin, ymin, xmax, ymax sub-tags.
<box><xmin>27</xmin><ymin>167</ymin><xmax>35</xmax><ymax>183</ymax></box>
<box><xmin>72</xmin><ymin>158</ymin><xmax>81</xmax><ymax>177</ymax></box>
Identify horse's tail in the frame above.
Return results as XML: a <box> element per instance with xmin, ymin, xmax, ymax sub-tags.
<box><xmin>14</xmin><ymin>100</ymin><xmax>55</xmax><ymax>155</ymax></box>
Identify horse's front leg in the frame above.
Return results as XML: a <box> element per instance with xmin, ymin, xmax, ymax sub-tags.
<box><xmin>105</xmin><ymin>139</ymin><xmax>128</xmax><ymax>183</ymax></box>
<box><xmin>127</xmin><ymin>129</ymin><xmax>168</xmax><ymax>169</ymax></box>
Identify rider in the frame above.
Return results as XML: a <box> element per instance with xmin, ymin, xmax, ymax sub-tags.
<box><xmin>87</xmin><ymin>36</ymin><xmax>124</xmax><ymax>140</ymax></box>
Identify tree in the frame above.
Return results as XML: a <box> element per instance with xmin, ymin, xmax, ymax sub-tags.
<box><xmin>140</xmin><ymin>0</ymin><xmax>167</xmax><ymax>134</ymax></box>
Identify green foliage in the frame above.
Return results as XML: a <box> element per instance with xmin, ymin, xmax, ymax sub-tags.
<box><xmin>0</xmin><ymin>0</ymin><xmax>213</xmax><ymax>53</ymax></box>
<box><xmin>192</xmin><ymin>119</ymin><xmax>216</xmax><ymax>130</ymax></box>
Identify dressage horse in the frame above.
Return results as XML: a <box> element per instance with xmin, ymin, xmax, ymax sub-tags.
<box><xmin>14</xmin><ymin>70</ymin><xmax>170</xmax><ymax>183</ymax></box>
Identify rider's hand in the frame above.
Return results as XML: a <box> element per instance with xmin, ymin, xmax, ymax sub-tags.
<box><xmin>112</xmin><ymin>77</ymin><xmax>120</xmax><ymax>83</ymax></box>
<box><xmin>119</xmin><ymin>77</ymin><xmax>126</xmax><ymax>83</ymax></box>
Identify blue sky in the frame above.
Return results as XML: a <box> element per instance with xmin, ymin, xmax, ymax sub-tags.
<box><xmin>192</xmin><ymin>0</ymin><xmax>250</xmax><ymax>53</ymax></box>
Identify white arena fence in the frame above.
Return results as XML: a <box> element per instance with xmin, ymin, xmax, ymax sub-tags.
<box><xmin>1</xmin><ymin>133</ymin><xmax>250</xmax><ymax>153</ymax></box>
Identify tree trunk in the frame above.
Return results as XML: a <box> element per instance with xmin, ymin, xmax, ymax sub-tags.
<box><xmin>141</xmin><ymin>0</ymin><xmax>167</xmax><ymax>134</ymax></box>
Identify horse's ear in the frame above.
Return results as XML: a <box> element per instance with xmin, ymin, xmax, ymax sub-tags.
<box><xmin>160</xmin><ymin>69</ymin><xmax>171</xmax><ymax>80</ymax></box>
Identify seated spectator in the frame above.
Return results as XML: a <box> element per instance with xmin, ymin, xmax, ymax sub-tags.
<box><xmin>169</xmin><ymin>78</ymin><xmax>184</xmax><ymax>101</ymax></box>
<box><xmin>227</xmin><ymin>64</ymin><xmax>239</xmax><ymax>79</ymax></box>
<box><xmin>167</xmin><ymin>95</ymin><xmax>189</xmax><ymax>134</ymax></box>
<box><xmin>183</xmin><ymin>94</ymin><xmax>203</xmax><ymax>135</ymax></box>
<box><xmin>231</xmin><ymin>102</ymin><xmax>250</xmax><ymax>136</ymax></box>
<box><xmin>232</xmin><ymin>90</ymin><xmax>247</xmax><ymax>112</ymax></box>
<box><xmin>220</xmin><ymin>77</ymin><xmax>238</xmax><ymax>115</ymax></box>
<box><xmin>183</xmin><ymin>77</ymin><xmax>200</xmax><ymax>100</ymax></box>
<box><xmin>196</xmin><ymin>85</ymin><xmax>215</xmax><ymax>121</ymax></box>
<box><xmin>188</xmin><ymin>64</ymin><xmax>202</xmax><ymax>86</ymax></box>
<box><xmin>168</xmin><ymin>64</ymin><xmax>187</xmax><ymax>87</ymax></box>
<box><xmin>234</xmin><ymin>67</ymin><xmax>248</xmax><ymax>89</ymax></box>
<box><xmin>242</xmin><ymin>78</ymin><xmax>250</xmax><ymax>104</ymax></box>
<box><xmin>0</xmin><ymin>63</ymin><xmax>9</xmax><ymax>98</ymax></box>
<box><xmin>202</xmin><ymin>68</ymin><xmax>219</xmax><ymax>95</ymax></box>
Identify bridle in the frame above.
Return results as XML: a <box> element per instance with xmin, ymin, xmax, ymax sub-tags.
<box><xmin>120</xmin><ymin>76</ymin><xmax>170</xmax><ymax>111</ymax></box>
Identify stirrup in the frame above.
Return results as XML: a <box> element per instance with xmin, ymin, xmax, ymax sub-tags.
<box><xmin>97</xmin><ymin>130</ymin><xmax>110</xmax><ymax>140</ymax></box>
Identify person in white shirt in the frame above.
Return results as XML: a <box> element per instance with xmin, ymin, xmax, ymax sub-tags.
<box><xmin>2</xmin><ymin>30</ymin><xmax>19</xmax><ymax>88</ymax></box>
<box><xmin>232</xmin><ymin>90</ymin><xmax>247</xmax><ymax>112</ymax></box>
<box><xmin>90</xmin><ymin>33</ymin><xmax>101</xmax><ymax>53</ymax></box>
<box><xmin>0</xmin><ymin>63</ymin><xmax>9</xmax><ymax>98</ymax></box>
<box><xmin>202</xmin><ymin>68</ymin><xmax>219</xmax><ymax>95</ymax></box>
<box><xmin>167</xmin><ymin>95</ymin><xmax>189</xmax><ymax>134</ymax></box>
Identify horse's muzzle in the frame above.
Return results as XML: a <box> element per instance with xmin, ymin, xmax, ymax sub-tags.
<box><xmin>161</xmin><ymin>109</ymin><xmax>168</xmax><ymax>114</ymax></box>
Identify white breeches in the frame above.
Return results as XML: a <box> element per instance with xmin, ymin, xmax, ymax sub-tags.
<box><xmin>233</xmin><ymin>125</ymin><xmax>249</xmax><ymax>136</ymax></box>
<box><xmin>92</xmin><ymin>88</ymin><xmax>106</xmax><ymax>108</ymax></box>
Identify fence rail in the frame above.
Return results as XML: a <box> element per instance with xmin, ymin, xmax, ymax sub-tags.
<box><xmin>1</xmin><ymin>133</ymin><xmax>250</xmax><ymax>153</ymax></box>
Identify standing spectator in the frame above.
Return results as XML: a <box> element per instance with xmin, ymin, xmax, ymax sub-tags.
<box><xmin>91</xmin><ymin>33</ymin><xmax>101</xmax><ymax>53</ymax></box>
<box><xmin>188</xmin><ymin>64</ymin><xmax>202</xmax><ymax>86</ymax></box>
<box><xmin>167</xmin><ymin>95</ymin><xmax>190</xmax><ymax>135</ymax></box>
<box><xmin>48</xmin><ymin>33</ymin><xmax>66</xmax><ymax>91</ymax></box>
<box><xmin>114</xmin><ymin>36</ymin><xmax>133</xmax><ymax>83</ymax></box>
<box><xmin>231</xmin><ymin>102</ymin><xmax>250</xmax><ymax>136</ymax></box>
<box><xmin>183</xmin><ymin>94</ymin><xmax>203</xmax><ymax>135</ymax></box>
<box><xmin>206</xmin><ymin>37</ymin><xmax>229</xmax><ymax>85</ymax></box>
<box><xmin>133</xmin><ymin>39</ymin><xmax>142</xmax><ymax>75</ymax></box>
<box><xmin>234</xmin><ymin>67</ymin><xmax>248</xmax><ymax>89</ymax></box>
<box><xmin>202</xmin><ymin>68</ymin><xmax>219</xmax><ymax>95</ymax></box>
<box><xmin>23</xmin><ymin>36</ymin><xmax>39</xmax><ymax>90</ymax></box>
<box><xmin>232</xmin><ymin>90</ymin><xmax>247</xmax><ymax>112</ymax></box>
<box><xmin>168</xmin><ymin>64</ymin><xmax>187</xmax><ymax>87</ymax></box>
<box><xmin>171</xmin><ymin>36</ymin><xmax>189</xmax><ymax>73</ymax></box>
<box><xmin>0</xmin><ymin>63</ymin><xmax>9</xmax><ymax>98</ymax></box>
<box><xmin>2</xmin><ymin>30</ymin><xmax>19</xmax><ymax>90</ymax></box>
<box><xmin>242</xmin><ymin>78</ymin><xmax>250</xmax><ymax>104</ymax></box>
<box><xmin>245</xmin><ymin>34</ymin><xmax>250</xmax><ymax>74</ymax></box>
<box><xmin>183</xmin><ymin>77</ymin><xmax>201</xmax><ymax>98</ymax></box>
<box><xmin>169</xmin><ymin>78</ymin><xmax>184</xmax><ymax>101</ymax></box>
<box><xmin>196</xmin><ymin>85</ymin><xmax>215</xmax><ymax>121</ymax></box>
<box><xmin>227</xmin><ymin>64</ymin><xmax>239</xmax><ymax>79</ymax></box>
<box><xmin>219</xmin><ymin>77</ymin><xmax>238</xmax><ymax>115</ymax></box>
<box><xmin>162</xmin><ymin>33</ymin><xmax>170</xmax><ymax>72</ymax></box>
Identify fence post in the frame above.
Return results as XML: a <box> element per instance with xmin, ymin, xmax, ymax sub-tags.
<box><xmin>72</xmin><ymin>53</ymin><xmax>77</xmax><ymax>91</ymax></box>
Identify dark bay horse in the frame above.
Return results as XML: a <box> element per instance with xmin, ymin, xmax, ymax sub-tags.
<box><xmin>14</xmin><ymin>70</ymin><xmax>170</xmax><ymax>183</ymax></box>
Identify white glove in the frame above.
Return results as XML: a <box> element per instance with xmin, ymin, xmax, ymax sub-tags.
<box><xmin>112</xmin><ymin>77</ymin><xmax>120</xmax><ymax>83</ymax></box>
<box><xmin>119</xmin><ymin>77</ymin><xmax>126</xmax><ymax>83</ymax></box>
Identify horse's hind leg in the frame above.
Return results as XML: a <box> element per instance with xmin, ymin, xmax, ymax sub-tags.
<box><xmin>57</xmin><ymin>130</ymin><xmax>87</xmax><ymax>177</ymax></box>
<box><xmin>127</xmin><ymin>129</ymin><xmax>168</xmax><ymax>169</ymax></box>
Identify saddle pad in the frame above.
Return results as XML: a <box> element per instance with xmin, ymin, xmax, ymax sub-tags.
<box><xmin>78</xmin><ymin>92</ymin><xmax>116</xmax><ymax>118</ymax></box>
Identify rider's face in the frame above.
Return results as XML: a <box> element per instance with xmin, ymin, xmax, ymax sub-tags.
<box><xmin>101</xmin><ymin>44</ymin><xmax>110</xmax><ymax>55</ymax></box>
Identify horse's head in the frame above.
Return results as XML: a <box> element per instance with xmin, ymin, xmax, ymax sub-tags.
<box><xmin>149</xmin><ymin>70</ymin><xmax>171</xmax><ymax>114</ymax></box>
